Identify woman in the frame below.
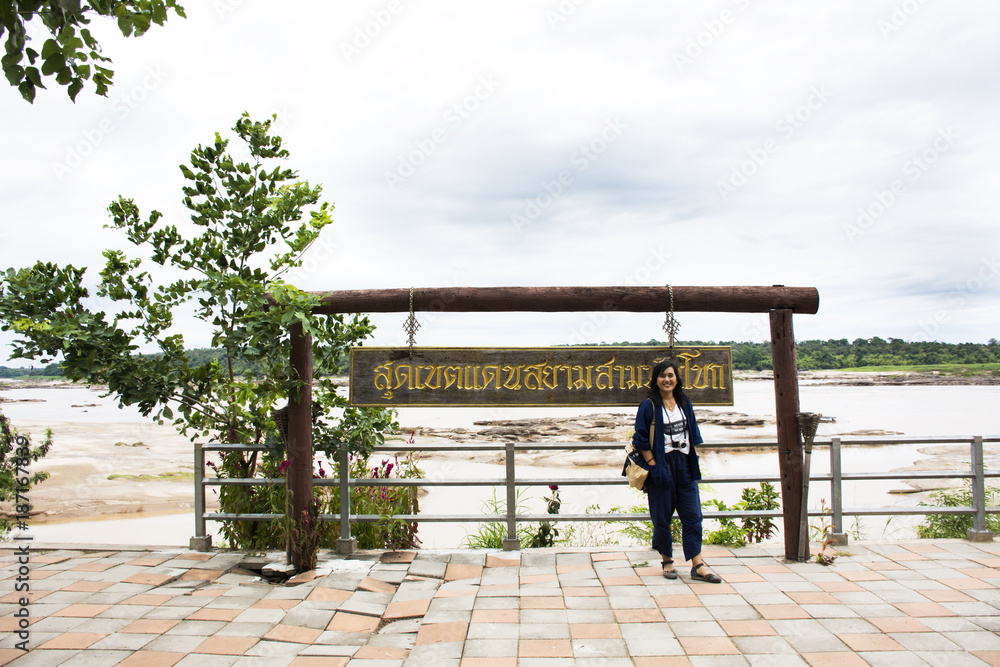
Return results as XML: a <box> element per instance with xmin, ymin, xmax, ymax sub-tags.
<box><xmin>633</xmin><ymin>359</ymin><xmax>722</xmax><ymax>583</ymax></box>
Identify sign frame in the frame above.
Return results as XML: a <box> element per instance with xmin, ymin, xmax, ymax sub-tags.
<box><xmin>349</xmin><ymin>345</ymin><xmax>733</xmax><ymax>407</ymax></box>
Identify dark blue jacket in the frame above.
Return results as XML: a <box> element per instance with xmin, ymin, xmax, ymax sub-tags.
<box><xmin>631</xmin><ymin>396</ymin><xmax>703</xmax><ymax>481</ymax></box>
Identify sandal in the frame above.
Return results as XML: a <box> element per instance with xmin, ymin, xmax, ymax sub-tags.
<box><xmin>661</xmin><ymin>558</ymin><xmax>678</xmax><ymax>580</ymax></box>
<box><xmin>691</xmin><ymin>562</ymin><xmax>722</xmax><ymax>584</ymax></box>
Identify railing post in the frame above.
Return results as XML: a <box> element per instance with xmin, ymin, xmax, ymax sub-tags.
<box><xmin>503</xmin><ymin>441</ymin><xmax>520</xmax><ymax>550</ymax></box>
<box><xmin>189</xmin><ymin>443</ymin><xmax>212</xmax><ymax>551</ymax></box>
<box><xmin>968</xmin><ymin>435</ymin><xmax>993</xmax><ymax>542</ymax></box>
<box><xmin>828</xmin><ymin>437</ymin><xmax>847</xmax><ymax>545</ymax></box>
<box><xmin>337</xmin><ymin>444</ymin><xmax>357</xmax><ymax>554</ymax></box>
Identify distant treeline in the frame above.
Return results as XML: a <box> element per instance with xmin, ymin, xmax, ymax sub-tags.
<box><xmin>3</xmin><ymin>339</ymin><xmax>998</xmax><ymax>377</ymax></box>
<box><xmin>583</xmin><ymin>338</ymin><xmax>1000</xmax><ymax>371</ymax></box>
<box><xmin>0</xmin><ymin>347</ymin><xmax>351</xmax><ymax>379</ymax></box>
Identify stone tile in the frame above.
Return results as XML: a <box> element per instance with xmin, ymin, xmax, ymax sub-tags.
<box><xmin>470</xmin><ymin>609</ymin><xmax>518</xmax><ymax>623</ymax></box>
<box><xmin>141</xmin><ymin>634</ymin><xmax>209</xmax><ymax>654</ymax></box>
<box><xmin>889</xmin><ymin>632</ymin><xmax>963</xmax><ymax>652</ymax></box>
<box><xmin>624</xmin><ymin>636</ymin><xmax>685</xmax><ymax>657</ymax></box>
<box><xmin>186</xmin><ymin>608</ymin><xmax>243</xmax><ymax>622</ymax></box>
<box><xmin>116</xmin><ymin>652</ymin><xmax>187</xmax><ymax>667</ymax></box>
<box><xmin>165</xmin><ymin>620</ymin><xmax>229</xmax><ymax>636</ymax></box>
<box><xmin>893</xmin><ymin>602</ymin><xmax>959</xmax><ymax>617</ymax></box>
<box><xmin>520</xmin><ymin>597</ymin><xmax>565</xmax><ymax>610</ymax></box>
<box><xmin>384</xmin><ymin>598</ymin><xmax>431</xmax><ymax>620</ymax></box>
<box><xmin>36</xmin><ymin>633</ymin><xmax>107</xmax><ymax>650</ymax></box>
<box><xmin>939</xmin><ymin>632</ymin><xmax>1000</xmax><ymax>651</ymax></box>
<box><xmin>671</xmin><ymin>621</ymin><xmax>726</xmax><ymax>637</ymax></box>
<box><xmin>326</xmin><ymin>612</ymin><xmax>379</xmax><ymax>633</ymax></box>
<box><xmin>192</xmin><ymin>636</ymin><xmax>259</xmax><ymax>656</ymax></box>
<box><xmin>444</xmin><ymin>564</ymin><xmax>483</xmax><ymax>581</ymax></box>
<box><xmin>121</xmin><ymin>619</ymin><xmax>181</xmax><ymax>634</ymax></box>
<box><xmin>676</xmin><ymin>636</ymin><xmax>741</xmax><ymax>655</ymax></box>
<box><xmin>718</xmin><ymin>620</ymin><xmax>776</xmax><ymax>636</ymax></box>
<box><xmin>462</xmin><ymin>638</ymin><xmax>519</xmax><ymax>657</ymax></box>
<box><xmin>798</xmin><ymin>651</ymin><xmax>870</xmax><ymax>666</ymax></box>
<box><xmin>613</xmin><ymin>608</ymin><xmax>663</xmax><ymax>624</ymax></box>
<box><xmin>754</xmin><ymin>604</ymin><xmax>811</xmax><ymax>620</ymax></box>
<box><xmin>306</xmin><ymin>587</ymin><xmax>351</xmax><ymax>603</ymax></box>
<box><xmin>88</xmin><ymin>632</ymin><xmax>159</xmax><ymax>651</ymax></box>
<box><xmin>571</xmin><ymin>637</ymin><xmax>629</xmax><ymax>658</ymax></box>
<box><xmin>518</xmin><ymin>639</ymin><xmax>573</xmax><ymax>658</ymax></box>
<box><xmin>568</xmin><ymin>622</ymin><xmax>622</xmax><ymax>639</ymax></box>
<box><xmin>51</xmin><ymin>604</ymin><xmax>112</xmax><ymax>618</ymax></box>
<box><xmin>466</xmin><ymin>622</ymin><xmax>519</xmax><ymax>640</ymax></box>
<box><xmin>415</xmin><ymin>620</ymin><xmax>469</xmax><ymax>645</ymax></box>
<box><xmin>837</xmin><ymin>633</ymin><xmax>906</xmax><ymax>652</ymax></box>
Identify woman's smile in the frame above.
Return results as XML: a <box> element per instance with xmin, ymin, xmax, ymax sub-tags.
<box><xmin>657</xmin><ymin>368</ymin><xmax>678</xmax><ymax>395</ymax></box>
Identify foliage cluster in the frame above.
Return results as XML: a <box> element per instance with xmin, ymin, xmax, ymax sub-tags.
<box><xmin>8</xmin><ymin>338</ymin><xmax>999</xmax><ymax>379</ymax></box>
<box><xmin>2</xmin><ymin>0</ymin><xmax>185</xmax><ymax>102</ymax></box>
<box><xmin>0</xmin><ymin>407</ymin><xmax>51</xmax><ymax>539</ymax></box>
<box><xmin>594</xmin><ymin>338</ymin><xmax>1000</xmax><ymax>372</ymax></box>
<box><xmin>0</xmin><ymin>115</ymin><xmax>398</xmax><ymax>563</ymax></box>
<box><xmin>915</xmin><ymin>483</ymin><xmax>1000</xmax><ymax>539</ymax></box>
<box><xmin>209</xmin><ymin>448</ymin><xmax>423</xmax><ymax>553</ymax></box>
<box><xmin>464</xmin><ymin>487</ymin><xmax>565</xmax><ymax>550</ymax></box>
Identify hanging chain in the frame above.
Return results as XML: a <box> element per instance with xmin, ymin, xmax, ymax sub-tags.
<box><xmin>403</xmin><ymin>286</ymin><xmax>421</xmax><ymax>355</ymax></box>
<box><xmin>662</xmin><ymin>284</ymin><xmax>680</xmax><ymax>349</ymax></box>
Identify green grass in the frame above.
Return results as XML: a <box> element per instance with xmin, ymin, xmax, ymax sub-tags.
<box><xmin>836</xmin><ymin>363</ymin><xmax>1000</xmax><ymax>375</ymax></box>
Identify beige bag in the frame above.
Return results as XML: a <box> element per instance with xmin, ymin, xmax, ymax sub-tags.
<box><xmin>623</xmin><ymin>422</ymin><xmax>655</xmax><ymax>491</ymax></box>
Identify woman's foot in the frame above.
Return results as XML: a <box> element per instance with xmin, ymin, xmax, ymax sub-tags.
<box><xmin>690</xmin><ymin>562</ymin><xmax>722</xmax><ymax>584</ymax></box>
<box><xmin>661</xmin><ymin>558</ymin><xmax>678</xmax><ymax>580</ymax></box>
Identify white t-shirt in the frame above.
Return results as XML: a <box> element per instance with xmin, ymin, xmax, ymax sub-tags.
<box><xmin>661</xmin><ymin>404</ymin><xmax>690</xmax><ymax>455</ymax></box>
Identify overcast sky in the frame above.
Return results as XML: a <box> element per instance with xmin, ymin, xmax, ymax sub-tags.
<box><xmin>1</xmin><ymin>1</ymin><xmax>998</xmax><ymax>363</ymax></box>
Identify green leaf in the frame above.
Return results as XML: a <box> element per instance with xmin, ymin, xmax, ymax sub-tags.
<box><xmin>17</xmin><ymin>79</ymin><xmax>35</xmax><ymax>103</ymax></box>
<box><xmin>67</xmin><ymin>78</ymin><xmax>83</xmax><ymax>101</ymax></box>
<box><xmin>23</xmin><ymin>66</ymin><xmax>42</xmax><ymax>87</ymax></box>
<box><xmin>41</xmin><ymin>39</ymin><xmax>61</xmax><ymax>60</ymax></box>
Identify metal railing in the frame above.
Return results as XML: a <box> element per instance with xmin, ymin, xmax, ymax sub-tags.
<box><xmin>192</xmin><ymin>435</ymin><xmax>1000</xmax><ymax>551</ymax></box>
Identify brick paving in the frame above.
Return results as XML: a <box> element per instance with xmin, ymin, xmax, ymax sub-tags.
<box><xmin>2</xmin><ymin>540</ymin><xmax>999</xmax><ymax>665</ymax></box>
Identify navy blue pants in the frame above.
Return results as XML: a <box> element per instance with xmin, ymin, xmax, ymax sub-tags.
<box><xmin>646</xmin><ymin>451</ymin><xmax>703</xmax><ymax>561</ymax></box>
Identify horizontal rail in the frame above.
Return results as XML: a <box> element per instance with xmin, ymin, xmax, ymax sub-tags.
<box><xmin>376</xmin><ymin>436</ymin><xmax>1000</xmax><ymax>453</ymax></box>
<box><xmin>202</xmin><ymin>506</ymin><xmax>999</xmax><ymax>523</ymax></box>
<box><xmin>194</xmin><ymin>435</ymin><xmax>1000</xmax><ymax>549</ymax></box>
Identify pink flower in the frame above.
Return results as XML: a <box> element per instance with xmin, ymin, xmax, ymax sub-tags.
<box><xmin>277</xmin><ymin>460</ymin><xmax>291</xmax><ymax>476</ymax></box>
<box><xmin>386</xmin><ymin>463</ymin><xmax>394</xmax><ymax>476</ymax></box>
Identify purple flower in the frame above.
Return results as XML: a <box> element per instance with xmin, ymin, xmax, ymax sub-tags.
<box><xmin>277</xmin><ymin>460</ymin><xmax>291</xmax><ymax>476</ymax></box>
<box><xmin>548</xmin><ymin>484</ymin><xmax>559</xmax><ymax>491</ymax></box>
<box><xmin>386</xmin><ymin>463</ymin><xmax>394</xmax><ymax>476</ymax></box>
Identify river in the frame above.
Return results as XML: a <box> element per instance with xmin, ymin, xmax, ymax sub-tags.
<box><xmin>2</xmin><ymin>380</ymin><xmax>998</xmax><ymax>548</ymax></box>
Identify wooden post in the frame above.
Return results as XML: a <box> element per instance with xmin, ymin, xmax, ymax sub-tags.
<box><xmin>288</xmin><ymin>322</ymin><xmax>313</xmax><ymax>570</ymax></box>
<box><xmin>770</xmin><ymin>308</ymin><xmax>803</xmax><ymax>560</ymax></box>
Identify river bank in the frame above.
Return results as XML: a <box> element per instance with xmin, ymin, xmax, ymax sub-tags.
<box><xmin>1</xmin><ymin>374</ymin><xmax>998</xmax><ymax>539</ymax></box>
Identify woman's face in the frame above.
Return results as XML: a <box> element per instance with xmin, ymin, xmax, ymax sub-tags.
<box><xmin>657</xmin><ymin>366</ymin><xmax>678</xmax><ymax>397</ymax></box>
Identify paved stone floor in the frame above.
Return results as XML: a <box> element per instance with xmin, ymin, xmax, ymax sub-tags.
<box><xmin>2</xmin><ymin>540</ymin><xmax>1000</xmax><ymax>666</ymax></box>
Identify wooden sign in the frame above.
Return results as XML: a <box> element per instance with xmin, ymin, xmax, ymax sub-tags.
<box><xmin>349</xmin><ymin>346</ymin><xmax>733</xmax><ymax>407</ymax></box>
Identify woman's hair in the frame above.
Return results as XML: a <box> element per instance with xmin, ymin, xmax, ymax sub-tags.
<box><xmin>646</xmin><ymin>359</ymin><xmax>687</xmax><ymax>405</ymax></box>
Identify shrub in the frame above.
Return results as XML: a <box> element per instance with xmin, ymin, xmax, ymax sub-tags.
<box><xmin>0</xmin><ymin>408</ymin><xmax>51</xmax><ymax>540</ymax></box>
<box><xmin>915</xmin><ymin>483</ymin><xmax>1000</xmax><ymax>538</ymax></box>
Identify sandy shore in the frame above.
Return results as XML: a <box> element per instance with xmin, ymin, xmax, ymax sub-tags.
<box><xmin>4</xmin><ymin>418</ymin><xmax>204</xmax><ymax>524</ymax></box>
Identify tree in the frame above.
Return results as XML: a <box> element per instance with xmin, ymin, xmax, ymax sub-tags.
<box><xmin>1</xmin><ymin>0</ymin><xmax>185</xmax><ymax>102</ymax></box>
<box><xmin>0</xmin><ymin>113</ymin><xmax>395</xmax><ymax>553</ymax></box>
<box><xmin>1</xmin><ymin>406</ymin><xmax>51</xmax><ymax>539</ymax></box>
